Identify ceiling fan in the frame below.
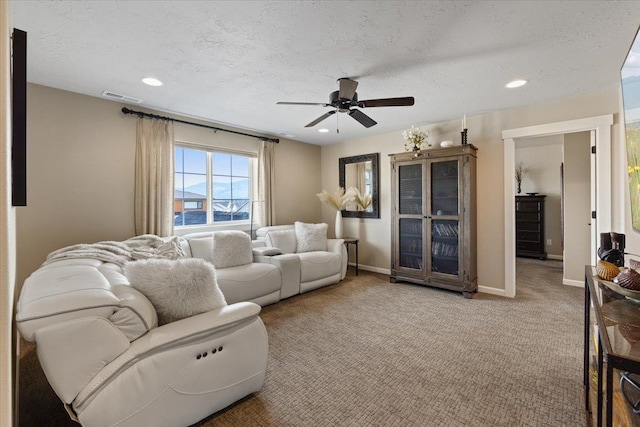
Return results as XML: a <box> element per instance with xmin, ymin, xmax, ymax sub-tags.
<box><xmin>277</xmin><ymin>78</ymin><xmax>415</xmax><ymax>128</ymax></box>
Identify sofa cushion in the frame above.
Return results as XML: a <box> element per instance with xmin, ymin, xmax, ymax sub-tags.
<box><xmin>215</xmin><ymin>263</ymin><xmax>281</xmax><ymax>305</ymax></box>
<box><xmin>124</xmin><ymin>258</ymin><xmax>227</xmax><ymax>325</ymax></box>
<box><xmin>294</xmin><ymin>222</ymin><xmax>328</xmax><ymax>253</ymax></box>
<box><xmin>298</xmin><ymin>251</ymin><xmax>341</xmax><ymax>283</ymax></box>
<box><xmin>188</xmin><ymin>237</ymin><xmax>214</xmax><ymax>263</ymax></box>
<box><xmin>266</xmin><ymin>229</ymin><xmax>297</xmax><ymax>254</ymax></box>
<box><xmin>212</xmin><ymin>231</ymin><xmax>252</xmax><ymax>268</ymax></box>
<box><xmin>255</xmin><ymin>225</ymin><xmax>294</xmax><ymax>240</ymax></box>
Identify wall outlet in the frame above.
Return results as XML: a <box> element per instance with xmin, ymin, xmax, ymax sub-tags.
<box><xmin>547</xmin><ymin>239</ymin><xmax>552</xmax><ymax>246</ymax></box>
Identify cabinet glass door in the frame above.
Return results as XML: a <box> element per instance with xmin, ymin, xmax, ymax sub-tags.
<box><xmin>399</xmin><ymin>164</ymin><xmax>422</xmax><ymax>215</ymax></box>
<box><xmin>398</xmin><ymin>163</ymin><xmax>423</xmax><ymax>270</ymax></box>
<box><xmin>431</xmin><ymin>160</ymin><xmax>458</xmax><ymax>216</ymax></box>
<box><xmin>430</xmin><ymin>159</ymin><xmax>460</xmax><ymax>276</ymax></box>
<box><xmin>431</xmin><ymin>220</ymin><xmax>459</xmax><ymax>275</ymax></box>
<box><xmin>399</xmin><ymin>218</ymin><xmax>423</xmax><ymax>270</ymax></box>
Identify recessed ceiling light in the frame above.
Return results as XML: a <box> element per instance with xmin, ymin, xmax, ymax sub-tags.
<box><xmin>505</xmin><ymin>79</ymin><xmax>528</xmax><ymax>89</ymax></box>
<box><xmin>142</xmin><ymin>77</ymin><xmax>163</xmax><ymax>86</ymax></box>
<box><xmin>318</xmin><ymin>128</ymin><xmax>329</xmax><ymax>133</ymax></box>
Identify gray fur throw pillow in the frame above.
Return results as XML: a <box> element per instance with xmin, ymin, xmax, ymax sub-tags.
<box><xmin>124</xmin><ymin>258</ymin><xmax>227</xmax><ymax>325</ymax></box>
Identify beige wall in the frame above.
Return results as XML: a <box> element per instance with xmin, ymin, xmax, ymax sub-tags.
<box><xmin>321</xmin><ymin>89</ymin><xmax>621</xmax><ymax>292</ymax></box>
<box><xmin>16</xmin><ymin>84</ymin><xmax>320</xmax><ymax>292</ymax></box>
<box><xmin>515</xmin><ymin>138</ymin><xmax>563</xmax><ymax>257</ymax></box>
<box><xmin>14</xmin><ymin>81</ymin><xmax>632</xmax><ymax>295</ymax></box>
<box><xmin>563</xmin><ymin>132</ymin><xmax>592</xmax><ymax>283</ymax></box>
<box><xmin>272</xmin><ymin>138</ymin><xmax>321</xmax><ymax>225</ymax></box>
<box><xmin>1</xmin><ymin>2</ymin><xmax>16</xmax><ymax>425</ymax></box>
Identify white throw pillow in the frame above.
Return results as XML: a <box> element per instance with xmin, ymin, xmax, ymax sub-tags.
<box><xmin>124</xmin><ymin>258</ymin><xmax>226</xmax><ymax>325</ymax></box>
<box><xmin>212</xmin><ymin>230</ymin><xmax>252</xmax><ymax>268</ymax></box>
<box><xmin>294</xmin><ymin>221</ymin><xmax>328</xmax><ymax>253</ymax></box>
<box><xmin>266</xmin><ymin>229</ymin><xmax>297</xmax><ymax>254</ymax></box>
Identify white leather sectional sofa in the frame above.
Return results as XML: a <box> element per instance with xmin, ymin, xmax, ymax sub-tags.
<box><xmin>15</xmin><ymin>226</ymin><xmax>347</xmax><ymax>427</ymax></box>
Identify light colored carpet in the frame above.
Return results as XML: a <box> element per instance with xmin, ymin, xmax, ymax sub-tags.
<box><xmin>195</xmin><ymin>257</ymin><xmax>585</xmax><ymax>426</ymax></box>
<box><xmin>19</xmin><ymin>258</ymin><xmax>586</xmax><ymax>426</ymax></box>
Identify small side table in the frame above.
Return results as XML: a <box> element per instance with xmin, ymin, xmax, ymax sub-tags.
<box><xmin>343</xmin><ymin>237</ymin><xmax>359</xmax><ymax>276</ymax></box>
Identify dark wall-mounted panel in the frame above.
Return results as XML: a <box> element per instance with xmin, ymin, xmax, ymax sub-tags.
<box><xmin>12</xmin><ymin>28</ymin><xmax>27</xmax><ymax>207</ymax></box>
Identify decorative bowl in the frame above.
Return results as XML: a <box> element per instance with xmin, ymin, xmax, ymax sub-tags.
<box><xmin>598</xmin><ymin>276</ymin><xmax>640</xmax><ymax>301</ymax></box>
<box><xmin>597</xmin><ymin>260</ymin><xmax>622</xmax><ymax>281</ymax></box>
<box><xmin>440</xmin><ymin>140</ymin><xmax>453</xmax><ymax>148</ymax></box>
<box><xmin>614</xmin><ymin>268</ymin><xmax>640</xmax><ymax>291</ymax></box>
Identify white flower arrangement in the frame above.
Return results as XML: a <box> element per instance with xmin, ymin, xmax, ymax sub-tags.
<box><xmin>316</xmin><ymin>186</ymin><xmax>356</xmax><ymax>210</ymax></box>
<box><xmin>403</xmin><ymin>126</ymin><xmax>430</xmax><ymax>151</ymax></box>
<box><xmin>352</xmin><ymin>187</ymin><xmax>372</xmax><ymax>211</ymax></box>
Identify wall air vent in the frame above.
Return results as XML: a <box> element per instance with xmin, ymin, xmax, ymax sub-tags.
<box><xmin>101</xmin><ymin>90</ymin><xmax>142</xmax><ymax>104</ymax></box>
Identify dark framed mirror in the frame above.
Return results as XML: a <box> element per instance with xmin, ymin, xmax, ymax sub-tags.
<box><xmin>339</xmin><ymin>152</ymin><xmax>380</xmax><ymax>218</ymax></box>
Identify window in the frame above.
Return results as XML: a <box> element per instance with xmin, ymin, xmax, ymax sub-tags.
<box><xmin>174</xmin><ymin>146</ymin><xmax>254</xmax><ymax>227</ymax></box>
<box><xmin>183</xmin><ymin>201</ymin><xmax>203</xmax><ymax>210</ymax></box>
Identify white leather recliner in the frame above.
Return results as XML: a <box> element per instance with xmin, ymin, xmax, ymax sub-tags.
<box><xmin>254</xmin><ymin>224</ymin><xmax>348</xmax><ymax>295</ymax></box>
<box><xmin>16</xmin><ymin>258</ymin><xmax>268</xmax><ymax>427</ymax></box>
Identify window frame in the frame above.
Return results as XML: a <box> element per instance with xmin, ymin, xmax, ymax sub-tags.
<box><xmin>174</xmin><ymin>143</ymin><xmax>257</xmax><ymax>232</ymax></box>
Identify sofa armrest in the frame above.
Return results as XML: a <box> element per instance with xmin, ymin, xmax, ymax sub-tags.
<box><xmin>252</xmin><ymin>246</ymin><xmax>282</xmax><ymax>258</ymax></box>
<box><xmin>327</xmin><ymin>239</ymin><xmax>344</xmax><ymax>254</ymax></box>
<box><xmin>74</xmin><ymin>302</ymin><xmax>265</xmax><ymax>409</ymax></box>
<box><xmin>35</xmin><ymin>317</ymin><xmax>131</xmax><ymax>403</ymax></box>
<box><xmin>327</xmin><ymin>239</ymin><xmax>348</xmax><ymax>280</ymax></box>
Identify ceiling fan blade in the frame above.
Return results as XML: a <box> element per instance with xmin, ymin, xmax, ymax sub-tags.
<box><xmin>277</xmin><ymin>101</ymin><xmax>328</xmax><ymax>106</ymax></box>
<box><xmin>348</xmin><ymin>109</ymin><xmax>377</xmax><ymax>128</ymax></box>
<box><xmin>305</xmin><ymin>110</ymin><xmax>336</xmax><ymax>127</ymax></box>
<box><xmin>338</xmin><ymin>78</ymin><xmax>358</xmax><ymax>100</ymax></box>
<box><xmin>358</xmin><ymin>97</ymin><xmax>415</xmax><ymax>108</ymax></box>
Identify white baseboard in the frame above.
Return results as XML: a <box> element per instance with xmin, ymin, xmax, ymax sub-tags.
<box><xmin>349</xmin><ymin>263</ymin><xmax>390</xmax><ymax>275</ymax></box>
<box><xmin>547</xmin><ymin>254</ymin><xmax>563</xmax><ymax>261</ymax></box>
<box><xmin>563</xmin><ymin>278</ymin><xmax>584</xmax><ymax>288</ymax></box>
<box><xmin>354</xmin><ymin>267</ymin><xmax>510</xmax><ymax>296</ymax></box>
<box><xmin>478</xmin><ymin>286</ymin><xmax>508</xmax><ymax>297</ymax></box>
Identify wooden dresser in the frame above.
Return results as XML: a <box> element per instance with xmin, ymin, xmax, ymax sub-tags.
<box><xmin>515</xmin><ymin>195</ymin><xmax>547</xmax><ymax>260</ymax></box>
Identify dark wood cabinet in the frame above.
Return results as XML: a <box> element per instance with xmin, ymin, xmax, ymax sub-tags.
<box><xmin>515</xmin><ymin>195</ymin><xmax>547</xmax><ymax>260</ymax></box>
<box><xmin>389</xmin><ymin>145</ymin><xmax>478</xmax><ymax>298</ymax></box>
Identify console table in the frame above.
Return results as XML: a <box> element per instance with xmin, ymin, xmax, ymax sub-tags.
<box><xmin>343</xmin><ymin>237</ymin><xmax>359</xmax><ymax>275</ymax></box>
<box><xmin>584</xmin><ymin>267</ymin><xmax>640</xmax><ymax>427</ymax></box>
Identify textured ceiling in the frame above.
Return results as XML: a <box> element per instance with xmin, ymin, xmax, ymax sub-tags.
<box><xmin>11</xmin><ymin>1</ymin><xmax>640</xmax><ymax>145</ymax></box>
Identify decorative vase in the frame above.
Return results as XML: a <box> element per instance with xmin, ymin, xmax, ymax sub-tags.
<box><xmin>335</xmin><ymin>210</ymin><xmax>343</xmax><ymax>239</ymax></box>
<box><xmin>517</xmin><ymin>181</ymin><xmax>522</xmax><ymax>194</ymax></box>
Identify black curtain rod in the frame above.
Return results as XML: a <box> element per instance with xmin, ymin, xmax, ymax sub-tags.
<box><xmin>121</xmin><ymin>107</ymin><xmax>279</xmax><ymax>143</ymax></box>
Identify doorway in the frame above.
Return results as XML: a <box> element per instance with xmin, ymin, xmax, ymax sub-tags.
<box><xmin>514</xmin><ymin>132</ymin><xmax>592</xmax><ymax>286</ymax></box>
<box><xmin>502</xmin><ymin>115</ymin><xmax>613</xmax><ymax>298</ymax></box>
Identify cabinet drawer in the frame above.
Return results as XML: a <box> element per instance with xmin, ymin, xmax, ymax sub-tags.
<box><xmin>516</xmin><ymin>221</ymin><xmax>540</xmax><ymax>232</ymax></box>
<box><xmin>517</xmin><ymin>241</ymin><xmax>541</xmax><ymax>252</ymax></box>
<box><xmin>516</xmin><ymin>201</ymin><xmax>541</xmax><ymax>212</ymax></box>
<box><xmin>516</xmin><ymin>212</ymin><xmax>540</xmax><ymax>222</ymax></box>
<box><xmin>517</xmin><ymin>231</ymin><xmax>540</xmax><ymax>242</ymax></box>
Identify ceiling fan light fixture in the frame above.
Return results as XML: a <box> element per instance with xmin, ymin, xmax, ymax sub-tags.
<box><xmin>142</xmin><ymin>77</ymin><xmax>163</xmax><ymax>87</ymax></box>
<box><xmin>318</xmin><ymin>128</ymin><xmax>329</xmax><ymax>133</ymax></box>
<box><xmin>505</xmin><ymin>79</ymin><xmax>528</xmax><ymax>89</ymax></box>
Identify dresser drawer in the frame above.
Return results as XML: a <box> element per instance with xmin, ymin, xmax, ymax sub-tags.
<box><xmin>516</xmin><ymin>221</ymin><xmax>540</xmax><ymax>232</ymax></box>
<box><xmin>516</xmin><ymin>212</ymin><xmax>540</xmax><ymax>222</ymax></box>
<box><xmin>517</xmin><ymin>241</ymin><xmax>542</xmax><ymax>252</ymax></box>
<box><xmin>517</xmin><ymin>231</ymin><xmax>540</xmax><ymax>242</ymax></box>
<box><xmin>516</xmin><ymin>201</ymin><xmax>541</xmax><ymax>212</ymax></box>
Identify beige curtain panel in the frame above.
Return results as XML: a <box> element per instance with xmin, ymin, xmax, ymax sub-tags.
<box><xmin>135</xmin><ymin>118</ymin><xmax>175</xmax><ymax>236</ymax></box>
<box><xmin>257</xmin><ymin>140</ymin><xmax>275</xmax><ymax>229</ymax></box>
